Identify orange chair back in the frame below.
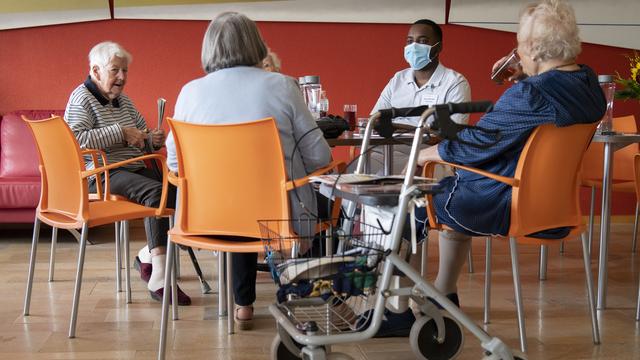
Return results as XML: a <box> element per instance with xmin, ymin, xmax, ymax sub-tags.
<box><xmin>509</xmin><ymin>122</ymin><xmax>598</xmax><ymax>236</ymax></box>
<box><xmin>167</xmin><ymin>117</ymin><xmax>291</xmax><ymax>238</ymax></box>
<box><xmin>22</xmin><ymin>115</ymin><xmax>89</xmax><ymax>223</ymax></box>
<box><xmin>581</xmin><ymin>115</ymin><xmax>638</xmax><ymax>182</ymax></box>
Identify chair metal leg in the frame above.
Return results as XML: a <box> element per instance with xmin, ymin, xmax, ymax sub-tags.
<box><xmin>559</xmin><ymin>239</ymin><xmax>565</xmax><ymax>254</ymax></box>
<box><xmin>69</xmin><ymin>223</ymin><xmax>89</xmax><ymax>338</ymax></box>
<box><xmin>120</xmin><ymin>221</ymin><xmax>125</xmax><ymax>269</ymax></box>
<box><xmin>636</xmin><ymin>272</ymin><xmax>640</xmax><ymax>321</ymax></box>
<box><xmin>581</xmin><ymin>232</ymin><xmax>601</xmax><ymax>344</ymax></box>
<box><xmin>172</xmin><ymin>249</ymin><xmax>179</xmax><ymax>321</ymax></box>
<box><xmin>23</xmin><ymin>217</ymin><xmax>41</xmax><ymax>316</ymax></box>
<box><xmin>123</xmin><ymin>220</ymin><xmax>132</xmax><ymax>304</ymax></box>
<box><xmin>48</xmin><ymin>227</ymin><xmax>58</xmax><ymax>282</ymax></box>
<box><xmin>467</xmin><ymin>244</ymin><xmax>474</xmax><ymax>273</ymax></box>
<box><xmin>158</xmin><ymin>240</ymin><xmax>175</xmax><ymax>360</ymax></box>
<box><xmin>484</xmin><ymin>237</ymin><xmax>492</xmax><ymax>325</ymax></box>
<box><xmin>115</xmin><ymin>222</ymin><xmax>122</xmax><ymax>293</ymax></box>
<box><xmin>218</xmin><ymin>251</ymin><xmax>227</xmax><ymax>317</ymax></box>
<box><xmin>632</xmin><ymin>202</ymin><xmax>639</xmax><ymax>253</ymax></box>
<box><xmin>588</xmin><ymin>185</ymin><xmax>596</xmax><ymax>256</ymax></box>
<box><xmin>539</xmin><ymin>245</ymin><xmax>548</xmax><ymax>281</ymax></box>
<box><xmin>420</xmin><ymin>237</ymin><xmax>428</xmax><ymax>277</ymax></box>
<box><xmin>227</xmin><ymin>252</ymin><xmax>234</xmax><ymax>334</ymax></box>
<box><xmin>509</xmin><ymin>237</ymin><xmax>527</xmax><ymax>353</ymax></box>
<box><xmin>175</xmin><ymin>246</ymin><xmax>181</xmax><ymax>280</ymax></box>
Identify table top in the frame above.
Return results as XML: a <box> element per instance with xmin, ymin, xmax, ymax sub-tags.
<box><xmin>592</xmin><ymin>132</ymin><xmax>640</xmax><ymax>144</ymax></box>
<box><xmin>326</xmin><ymin>131</ymin><xmax>431</xmax><ymax>147</ymax></box>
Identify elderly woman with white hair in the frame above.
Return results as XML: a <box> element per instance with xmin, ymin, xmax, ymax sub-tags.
<box><xmin>405</xmin><ymin>0</ymin><xmax>605</xmax><ymax>319</ymax></box>
<box><xmin>64</xmin><ymin>41</ymin><xmax>191</xmax><ymax>306</ymax></box>
<box><xmin>165</xmin><ymin>12</ymin><xmax>331</xmax><ymax>330</ymax></box>
<box><xmin>262</xmin><ymin>49</ymin><xmax>282</xmax><ymax>73</ymax></box>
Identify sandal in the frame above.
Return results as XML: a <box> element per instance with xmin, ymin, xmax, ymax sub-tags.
<box><xmin>234</xmin><ymin>305</ymin><xmax>254</xmax><ymax>330</ymax></box>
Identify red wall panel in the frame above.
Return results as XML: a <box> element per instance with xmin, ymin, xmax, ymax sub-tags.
<box><xmin>1</xmin><ymin>19</ymin><xmax>638</xmax><ymax>214</ymax></box>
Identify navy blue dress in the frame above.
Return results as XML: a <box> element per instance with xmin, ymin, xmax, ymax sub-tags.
<box><xmin>430</xmin><ymin>65</ymin><xmax>606</xmax><ymax>237</ymax></box>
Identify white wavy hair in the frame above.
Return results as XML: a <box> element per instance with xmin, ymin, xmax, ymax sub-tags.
<box><xmin>517</xmin><ymin>0</ymin><xmax>581</xmax><ymax>62</ymax></box>
<box><xmin>88</xmin><ymin>41</ymin><xmax>132</xmax><ymax>71</ymax></box>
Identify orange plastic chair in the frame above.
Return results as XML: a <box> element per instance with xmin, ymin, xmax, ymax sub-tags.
<box><xmin>157</xmin><ymin>117</ymin><xmax>343</xmax><ymax>359</ymax></box>
<box><xmin>424</xmin><ymin>122</ymin><xmax>600</xmax><ymax>353</ymax></box>
<box><xmin>21</xmin><ymin>115</ymin><xmax>171</xmax><ymax>338</ymax></box>
<box><xmin>581</xmin><ymin>115</ymin><xmax>638</xmax><ymax>252</ymax></box>
<box><xmin>46</xmin><ymin>148</ymin><xmax>134</xmax><ymax>291</ymax></box>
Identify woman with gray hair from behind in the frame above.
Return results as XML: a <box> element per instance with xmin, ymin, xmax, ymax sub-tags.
<box><xmin>165</xmin><ymin>12</ymin><xmax>332</xmax><ymax>330</ymax></box>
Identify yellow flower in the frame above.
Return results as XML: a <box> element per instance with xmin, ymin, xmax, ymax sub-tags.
<box><xmin>615</xmin><ymin>51</ymin><xmax>640</xmax><ymax>102</ymax></box>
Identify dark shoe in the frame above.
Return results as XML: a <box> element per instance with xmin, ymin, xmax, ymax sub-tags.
<box><xmin>356</xmin><ymin>308</ymin><xmax>415</xmax><ymax>337</ymax></box>
<box><xmin>134</xmin><ymin>256</ymin><xmax>152</xmax><ymax>283</ymax></box>
<box><xmin>149</xmin><ymin>286</ymin><xmax>192</xmax><ymax>306</ymax></box>
<box><xmin>427</xmin><ymin>293</ymin><xmax>460</xmax><ymax>310</ymax></box>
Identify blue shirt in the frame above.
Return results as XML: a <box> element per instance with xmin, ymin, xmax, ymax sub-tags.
<box><xmin>432</xmin><ymin>65</ymin><xmax>606</xmax><ymax>236</ymax></box>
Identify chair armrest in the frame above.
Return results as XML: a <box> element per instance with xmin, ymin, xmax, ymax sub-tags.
<box><xmin>285</xmin><ymin>160</ymin><xmax>346</xmax><ymax>191</ymax></box>
<box><xmin>82</xmin><ymin>154</ymin><xmax>170</xmax><ymax>216</ymax></box>
<box><xmin>423</xmin><ymin>160</ymin><xmax>518</xmax><ymax>187</ymax></box>
<box><xmin>286</xmin><ymin>160</ymin><xmax>346</xmax><ymax>226</ymax></box>
<box><xmin>80</xmin><ymin>149</ymin><xmax>108</xmax><ymax>199</ymax></box>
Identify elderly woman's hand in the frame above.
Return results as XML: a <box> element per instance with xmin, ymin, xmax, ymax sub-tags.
<box><xmin>417</xmin><ymin>145</ymin><xmax>443</xmax><ymax>167</ymax></box>
<box><xmin>122</xmin><ymin>127</ymin><xmax>146</xmax><ymax>148</ymax></box>
<box><xmin>150</xmin><ymin>128</ymin><xmax>166</xmax><ymax>148</ymax></box>
<box><xmin>492</xmin><ymin>54</ymin><xmax>526</xmax><ymax>83</ymax></box>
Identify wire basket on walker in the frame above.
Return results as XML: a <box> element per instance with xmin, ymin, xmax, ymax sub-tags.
<box><xmin>260</xmin><ymin>103</ymin><xmax>523</xmax><ymax>360</ymax></box>
<box><xmin>259</xmin><ymin>218</ymin><xmax>387</xmax><ymax>336</ymax></box>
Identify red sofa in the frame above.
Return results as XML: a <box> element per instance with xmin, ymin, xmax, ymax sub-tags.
<box><xmin>0</xmin><ymin>110</ymin><xmax>63</xmax><ymax>223</ymax></box>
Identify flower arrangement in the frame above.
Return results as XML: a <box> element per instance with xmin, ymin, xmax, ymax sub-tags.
<box><xmin>615</xmin><ymin>52</ymin><xmax>640</xmax><ymax>101</ymax></box>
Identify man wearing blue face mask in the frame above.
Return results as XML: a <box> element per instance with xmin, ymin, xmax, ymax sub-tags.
<box><xmin>358</xmin><ymin>19</ymin><xmax>472</xmax><ymax>338</ymax></box>
<box><xmin>369</xmin><ymin>19</ymin><xmax>471</xmax><ymax>174</ymax></box>
<box><xmin>372</xmin><ymin>19</ymin><xmax>470</xmax><ymax>127</ymax></box>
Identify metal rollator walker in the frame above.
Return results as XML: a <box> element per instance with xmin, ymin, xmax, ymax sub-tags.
<box><xmin>261</xmin><ymin>102</ymin><xmax>524</xmax><ymax>359</ymax></box>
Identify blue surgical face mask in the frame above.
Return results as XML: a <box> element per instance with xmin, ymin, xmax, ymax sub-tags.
<box><xmin>404</xmin><ymin>42</ymin><xmax>439</xmax><ymax>70</ymax></box>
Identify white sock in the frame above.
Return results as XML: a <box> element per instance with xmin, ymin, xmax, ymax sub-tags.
<box><xmin>138</xmin><ymin>245</ymin><xmax>151</xmax><ymax>263</ymax></box>
<box><xmin>148</xmin><ymin>254</ymin><xmax>166</xmax><ymax>292</ymax></box>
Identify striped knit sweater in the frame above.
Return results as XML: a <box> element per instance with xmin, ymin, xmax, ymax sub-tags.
<box><xmin>64</xmin><ymin>77</ymin><xmax>147</xmax><ymax>171</ymax></box>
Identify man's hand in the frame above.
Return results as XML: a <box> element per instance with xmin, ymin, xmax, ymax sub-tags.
<box><xmin>122</xmin><ymin>127</ymin><xmax>146</xmax><ymax>148</ymax></box>
<box><xmin>150</xmin><ymin>128</ymin><xmax>166</xmax><ymax>148</ymax></box>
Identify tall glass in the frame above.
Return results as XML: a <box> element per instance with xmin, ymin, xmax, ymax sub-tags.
<box><xmin>343</xmin><ymin>104</ymin><xmax>357</xmax><ymax>131</ymax></box>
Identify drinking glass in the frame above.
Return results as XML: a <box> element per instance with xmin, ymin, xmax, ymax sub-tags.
<box><xmin>357</xmin><ymin>118</ymin><xmax>368</xmax><ymax>136</ymax></box>
<box><xmin>491</xmin><ymin>49</ymin><xmax>520</xmax><ymax>84</ymax></box>
<box><xmin>343</xmin><ymin>104</ymin><xmax>357</xmax><ymax>131</ymax></box>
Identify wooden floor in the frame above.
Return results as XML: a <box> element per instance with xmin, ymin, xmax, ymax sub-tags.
<box><xmin>1</xmin><ymin>223</ymin><xmax>640</xmax><ymax>360</ymax></box>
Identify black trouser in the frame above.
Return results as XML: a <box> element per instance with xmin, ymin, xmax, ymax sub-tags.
<box><xmin>232</xmin><ymin>191</ymin><xmax>333</xmax><ymax>306</ymax></box>
<box><xmin>232</xmin><ymin>250</ymin><xmax>258</xmax><ymax>306</ymax></box>
<box><xmin>89</xmin><ymin>167</ymin><xmax>176</xmax><ymax>250</ymax></box>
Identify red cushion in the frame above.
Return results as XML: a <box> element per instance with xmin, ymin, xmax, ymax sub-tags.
<box><xmin>0</xmin><ymin>110</ymin><xmax>64</xmax><ymax>177</ymax></box>
<box><xmin>0</xmin><ymin>177</ymin><xmax>40</xmax><ymax>208</ymax></box>
<box><xmin>0</xmin><ymin>208</ymin><xmax>36</xmax><ymax>223</ymax></box>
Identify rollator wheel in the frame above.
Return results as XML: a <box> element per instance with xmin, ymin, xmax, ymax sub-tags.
<box><xmin>271</xmin><ymin>334</ymin><xmax>302</xmax><ymax>360</ymax></box>
<box><xmin>410</xmin><ymin>314</ymin><xmax>465</xmax><ymax>360</ymax></box>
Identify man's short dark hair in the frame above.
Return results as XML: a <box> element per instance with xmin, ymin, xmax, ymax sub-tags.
<box><xmin>413</xmin><ymin>19</ymin><xmax>442</xmax><ymax>42</ymax></box>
